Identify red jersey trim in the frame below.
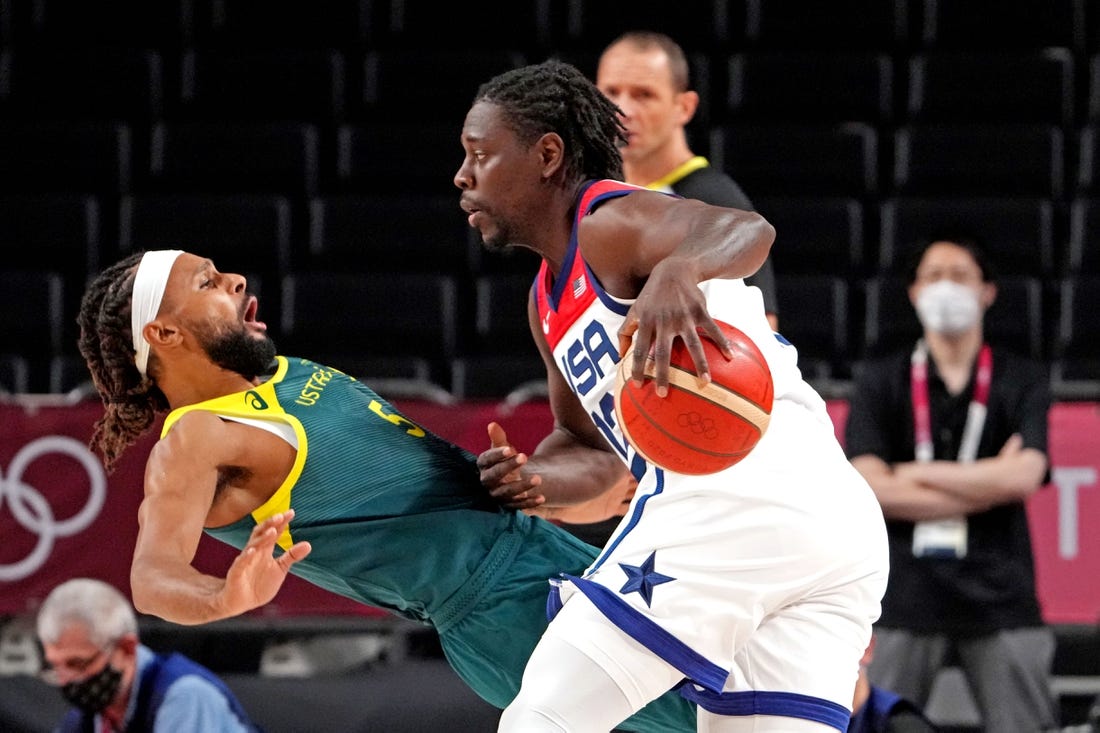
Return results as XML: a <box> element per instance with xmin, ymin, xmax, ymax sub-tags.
<box><xmin>535</xmin><ymin>180</ymin><xmax>643</xmax><ymax>348</ymax></box>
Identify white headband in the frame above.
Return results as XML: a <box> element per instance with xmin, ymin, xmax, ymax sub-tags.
<box><xmin>131</xmin><ymin>250</ymin><xmax>184</xmax><ymax>376</ymax></box>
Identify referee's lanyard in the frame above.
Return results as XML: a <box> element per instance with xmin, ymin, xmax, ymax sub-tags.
<box><xmin>910</xmin><ymin>339</ymin><xmax>993</xmax><ymax>559</ymax></box>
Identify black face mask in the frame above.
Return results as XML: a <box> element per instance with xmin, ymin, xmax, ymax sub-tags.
<box><xmin>60</xmin><ymin>663</ymin><xmax>122</xmax><ymax>715</ymax></box>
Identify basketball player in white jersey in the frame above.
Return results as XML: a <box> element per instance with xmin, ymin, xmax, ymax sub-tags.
<box><xmin>456</xmin><ymin>60</ymin><xmax>889</xmax><ymax>732</ymax></box>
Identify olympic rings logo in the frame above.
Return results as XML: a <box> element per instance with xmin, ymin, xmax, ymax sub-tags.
<box><xmin>0</xmin><ymin>436</ymin><xmax>107</xmax><ymax>582</ymax></box>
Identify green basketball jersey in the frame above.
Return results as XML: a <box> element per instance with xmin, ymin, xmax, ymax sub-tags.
<box><xmin>160</xmin><ymin>356</ymin><xmax>696</xmax><ymax>731</ymax></box>
<box><xmin>162</xmin><ymin>356</ymin><xmax>517</xmax><ymax>622</ymax></box>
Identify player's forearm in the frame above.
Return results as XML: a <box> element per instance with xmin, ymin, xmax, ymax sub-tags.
<box><xmin>130</xmin><ymin>557</ymin><xmax>237</xmax><ymax>626</ymax></box>
<box><xmin>529</xmin><ymin>427</ymin><xmax>629</xmax><ymax>506</ymax></box>
<box><xmin>666</xmin><ymin>206</ymin><xmax>775</xmax><ymax>282</ymax></box>
<box><xmin>527</xmin><ymin>471</ymin><xmax>634</xmax><ymax>523</ymax></box>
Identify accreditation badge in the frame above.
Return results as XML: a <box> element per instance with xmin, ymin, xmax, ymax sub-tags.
<box><xmin>912</xmin><ymin>517</ymin><xmax>968</xmax><ymax>559</ymax></box>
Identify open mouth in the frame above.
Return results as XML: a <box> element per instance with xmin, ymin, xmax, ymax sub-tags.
<box><xmin>243</xmin><ymin>295</ymin><xmax>267</xmax><ymax>331</ymax></box>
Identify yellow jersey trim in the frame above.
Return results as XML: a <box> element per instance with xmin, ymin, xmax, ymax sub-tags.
<box><xmin>645</xmin><ymin>156</ymin><xmax>710</xmax><ymax>191</ymax></box>
<box><xmin>160</xmin><ymin>356</ymin><xmax>307</xmax><ymax>551</ymax></box>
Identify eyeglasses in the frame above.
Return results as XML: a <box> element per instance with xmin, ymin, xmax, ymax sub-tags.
<box><xmin>40</xmin><ymin>641</ymin><xmax>116</xmax><ymax>685</ymax></box>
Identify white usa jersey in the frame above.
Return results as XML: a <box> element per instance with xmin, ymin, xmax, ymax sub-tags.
<box><xmin>533</xmin><ymin>179</ymin><xmax>826</xmax><ymax>481</ymax></box>
<box><xmin>532</xmin><ymin>180</ymin><xmax>889</xmax><ymax>729</ymax></box>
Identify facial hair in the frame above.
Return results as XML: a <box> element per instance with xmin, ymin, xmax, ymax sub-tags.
<box><xmin>203</xmin><ymin>326</ymin><xmax>277</xmax><ymax>381</ymax></box>
<box><xmin>481</xmin><ymin>230</ymin><xmax>509</xmax><ymax>252</ymax></box>
<box><xmin>472</xmin><ymin>205</ymin><xmax>516</xmax><ymax>253</ymax></box>
<box><xmin>478</xmin><ymin>215</ymin><xmax>511</xmax><ymax>252</ymax></box>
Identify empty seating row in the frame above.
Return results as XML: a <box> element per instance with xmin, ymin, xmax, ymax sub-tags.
<box><xmin>4</xmin><ymin>194</ymin><xmax>1098</xmax><ymax>317</ymax></box>
<box><xmin>0</xmin><ymin>0</ymin><xmax>544</xmax><ymax>52</ymax></box>
<box><xmin>6</xmin><ymin>119</ymin><xmax>1097</xmax><ymax>201</ymax></box>
<box><xmin>710</xmin><ymin>122</ymin><xmax>1070</xmax><ymax>198</ymax></box>
<box><xmin>722</xmin><ymin>49</ymin><xmax>1076</xmax><ymax>126</ymax></box>
<box><xmin>1</xmin><ymin>0</ymin><xmax>1091</xmax><ymax>55</ymax></box>
<box><xmin>0</xmin><ymin>120</ymin><xmax>465</xmax><ymax>196</ymax></box>
<box><xmin>0</xmin><ymin>47</ymin><xmax>524</xmax><ymax>125</ymax></box>
<box><xmin>6</xmin><ymin>268</ymin><xmax>1095</xmax><ymax>400</ymax></box>
<box><xmin>0</xmin><ymin>193</ymin><xmax>505</xmax><ymax>282</ymax></box>
<box><xmin>4</xmin><ymin>46</ymin><xmax>1100</xmax><ymax>129</ymax></box>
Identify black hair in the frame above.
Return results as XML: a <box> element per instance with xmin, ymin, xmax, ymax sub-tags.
<box><xmin>76</xmin><ymin>252</ymin><xmax>170</xmax><ymax>472</ymax></box>
<box><xmin>905</xmin><ymin>235</ymin><xmax>996</xmax><ymax>285</ymax></box>
<box><xmin>475</xmin><ymin>58</ymin><xmax>626</xmax><ymax>182</ymax></box>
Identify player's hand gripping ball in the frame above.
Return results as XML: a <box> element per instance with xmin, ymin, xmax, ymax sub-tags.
<box><xmin>614</xmin><ymin>320</ymin><xmax>773</xmax><ymax>475</ymax></box>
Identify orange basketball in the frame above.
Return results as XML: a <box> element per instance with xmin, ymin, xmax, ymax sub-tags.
<box><xmin>614</xmin><ymin>320</ymin><xmax>774</xmax><ymax>475</ymax></box>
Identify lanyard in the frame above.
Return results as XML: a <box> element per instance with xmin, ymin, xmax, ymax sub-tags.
<box><xmin>910</xmin><ymin>340</ymin><xmax>993</xmax><ymax>464</ymax></box>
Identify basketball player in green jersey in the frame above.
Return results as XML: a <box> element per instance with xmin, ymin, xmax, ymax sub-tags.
<box><xmin>75</xmin><ymin>250</ymin><xmax>696</xmax><ymax>732</ymax></box>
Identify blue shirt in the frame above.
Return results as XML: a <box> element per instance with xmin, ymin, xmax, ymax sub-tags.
<box><xmin>81</xmin><ymin>645</ymin><xmax>252</xmax><ymax>733</ymax></box>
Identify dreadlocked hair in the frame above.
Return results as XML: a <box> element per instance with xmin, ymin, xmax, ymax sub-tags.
<box><xmin>76</xmin><ymin>252</ymin><xmax>170</xmax><ymax>473</ymax></box>
<box><xmin>475</xmin><ymin>59</ymin><xmax>627</xmax><ymax>182</ymax></box>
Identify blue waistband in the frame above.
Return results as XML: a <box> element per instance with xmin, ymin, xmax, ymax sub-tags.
<box><xmin>678</xmin><ymin>686</ymin><xmax>851</xmax><ymax>731</ymax></box>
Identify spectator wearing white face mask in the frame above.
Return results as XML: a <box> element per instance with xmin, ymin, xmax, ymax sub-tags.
<box><xmin>843</xmin><ymin>237</ymin><xmax>1057</xmax><ymax>733</ymax></box>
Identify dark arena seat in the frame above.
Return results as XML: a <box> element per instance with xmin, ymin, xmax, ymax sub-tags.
<box><xmin>774</xmin><ymin>274</ymin><xmax>851</xmax><ymax>382</ymax></box>
<box><xmin>146</xmin><ymin>121</ymin><xmax>322</xmax><ymax>197</ymax></box>
<box><xmin>307</xmin><ymin>194</ymin><xmax>471</xmax><ymax>275</ymax></box>
<box><xmin>878</xmin><ymin>196</ymin><xmax>1056</xmax><ymax>277</ymax></box>
<box><xmin>906</xmin><ymin>50</ymin><xmax>1075</xmax><ymax>126</ymax></box>
<box><xmin>709</xmin><ymin>122</ymin><xmax>878</xmax><ymax>197</ymax></box>
<box><xmin>1052</xmin><ymin>275</ymin><xmax>1100</xmax><ymax>397</ymax></box>
<box><xmin>892</xmin><ymin>123</ymin><xmax>1065</xmax><ymax>197</ymax></box>
<box><xmin>0</xmin><ymin>121</ymin><xmax>132</xmax><ymax>195</ymax></box>
<box><xmin>451</xmin><ymin>273</ymin><xmax>544</xmax><ymax>401</ymax></box>
<box><xmin>173</xmin><ymin>48</ymin><xmax>347</xmax><ymax>124</ymax></box>
<box><xmin>754</xmin><ymin>196</ymin><xmax>865</xmax><ymax>278</ymax></box>
<box><xmin>724</xmin><ymin>52</ymin><xmax>894</xmax><ymax>124</ymax></box>
<box><xmin>279</xmin><ymin>270</ymin><xmax>460</xmax><ymax>392</ymax></box>
<box><xmin>743</xmin><ymin>0</ymin><xmax>908</xmax><ymax>51</ymax></box>
<box><xmin>334</xmin><ymin>122</ymin><xmax>467</xmax><ymax>196</ymax></box>
<box><xmin>1067</xmin><ymin>196</ymin><xmax>1100</xmax><ymax>274</ymax></box>
<box><xmin>0</xmin><ymin>270</ymin><xmax>65</xmax><ymax>392</ymax></box>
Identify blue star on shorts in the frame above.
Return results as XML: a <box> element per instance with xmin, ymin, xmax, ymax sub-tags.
<box><xmin>618</xmin><ymin>551</ymin><xmax>675</xmax><ymax>607</ymax></box>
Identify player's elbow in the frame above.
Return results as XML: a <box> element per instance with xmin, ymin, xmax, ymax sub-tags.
<box><xmin>754</xmin><ymin>210</ymin><xmax>777</xmax><ymax>245</ymax></box>
<box><xmin>743</xmin><ymin>211</ymin><xmax>776</xmax><ymax>267</ymax></box>
<box><xmin>129</xmin><ymin>577</ymin><xmax>156</xmax><ymax>616</ymax></box>
<box><xmin>130</xmin><ymin>560</ymin><xmax>165</xmax><ymax>617</ymax></box>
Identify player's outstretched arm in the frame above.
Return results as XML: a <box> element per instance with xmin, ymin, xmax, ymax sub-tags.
<box><xmin>130</xmin><ymin>412</ymin><xmax>310</xmax><ymax>625</ymax></box>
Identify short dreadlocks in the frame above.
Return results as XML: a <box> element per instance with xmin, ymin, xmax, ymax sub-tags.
<box><xmin>474</xmin><ymin>58</ymin><xmax>627</xmax><ymax>183</ymax></box>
